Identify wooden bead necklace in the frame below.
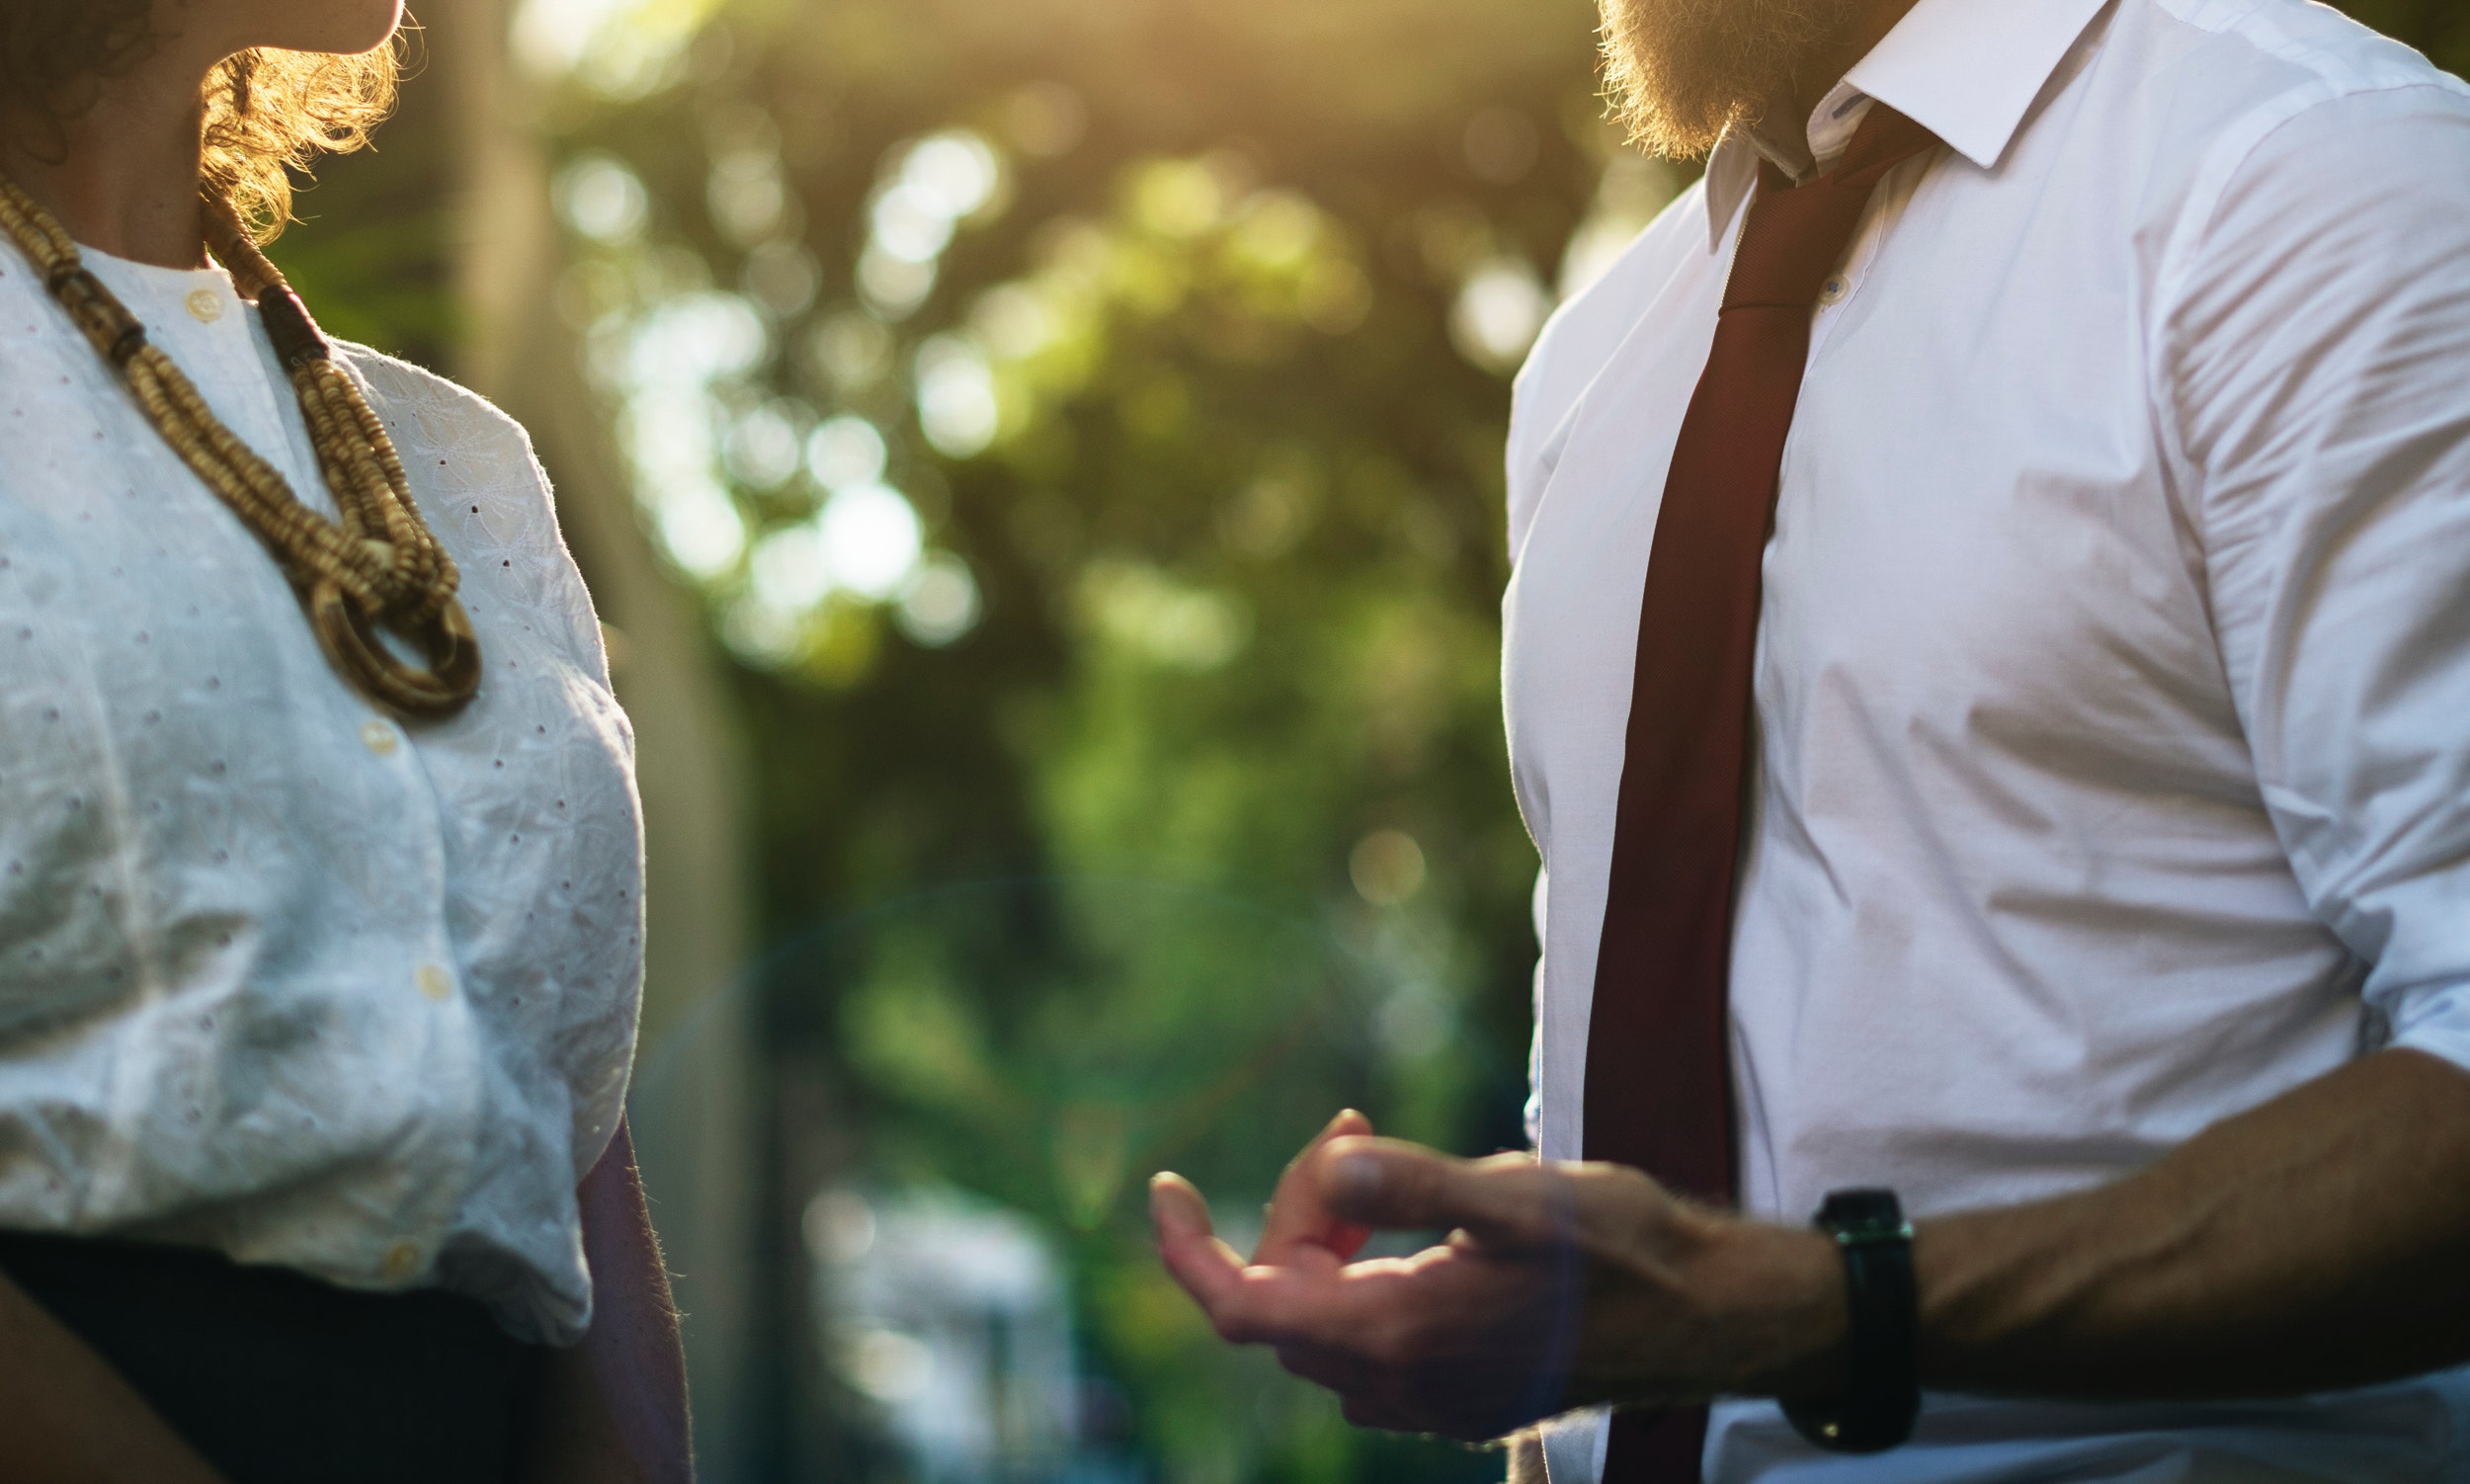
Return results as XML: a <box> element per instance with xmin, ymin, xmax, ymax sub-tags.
<box><xmin>0</xmin><ymin>173</ymin><xmax>480</xmax><ymax>718</ymax></box>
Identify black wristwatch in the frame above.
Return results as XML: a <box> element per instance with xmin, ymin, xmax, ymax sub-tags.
<box><xmin>1779</xmin><ymin>1188</ymin><xmax>1920</xmax><ymax>1453</ymax></box>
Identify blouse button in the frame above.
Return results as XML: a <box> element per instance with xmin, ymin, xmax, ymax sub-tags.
<box><xmin>184</xmin><ymin>289</ymin><xmax>224</xmax><ymax>323</ymax></box>
<box><xmin>415</xmin><ymin>962</ymin><xmax>454</xmax><ymax>1001</ymax></box>
<box><xmin>1817</xmin><ymin>276</ymin><xmax>1852</xmax><ymax>307</ymax></box>
<box><xmin>361</xmin><ymin>719</ymin><xmax>398</xmax><ymax>756</ymax></box>
<box><xmin>381</xmin><ymin>1241</ymin><xmax>422</xmax><ymax>1279</ymax></box>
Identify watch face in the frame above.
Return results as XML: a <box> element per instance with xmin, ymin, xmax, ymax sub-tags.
<box><xmin>1817</xmin><ymin>1188</ymin><xmax>1907</xmax><ymax>1239</ymax></box>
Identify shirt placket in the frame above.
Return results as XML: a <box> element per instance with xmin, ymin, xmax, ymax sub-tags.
<box><xmin>138</xmin><ymin>272</ymin><xmax>481</xmax><ymax>1285</ymax></box>
<box><xmin>353</xmin><ymin>705</ymin><xmax>477</xmax><ymax>1286</ymax></box>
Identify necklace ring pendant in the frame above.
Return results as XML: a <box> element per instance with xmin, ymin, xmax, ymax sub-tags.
<box><xmin>307</xmin><ymin>580</ymin><xmax>483</xmax><ymax>718</ymax></box>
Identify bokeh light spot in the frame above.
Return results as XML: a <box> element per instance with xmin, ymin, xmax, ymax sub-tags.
<box><xmin>554</xmin><ymin>153</ymin><xmax>649</xmax><ymax>244</ymax></box>
<box><xmin>1349</xmin><ymin>828</ymin><xmax>1428</xmax><ymax>906</ymax></box>
<box><xmin>820</xmin><ymin>484</ymin><xmax>926</xmax><ymax>599</ymax></box>
<box><xmin>808</xmin><ymin>312</ymin><xmax>895</xmax><ymax>394</ymax></box>
<box><xmin>708</xmin><ymin>147</ymin><xmax>789</xmax><ymax>247</ymax></box>
<box><xmin>740</xmin><ymin>240</ymin><xmax>820</xmax><ymax>318</ymax></box>
<box><xmin>859</xmin><ymin>245</ymin><xmax>938</xmax><ymax>320</ymax></box>
<box><xmin>1449</xmin><ymin>258</ymin><xmax>1550</xmax><ymax>373</ymax></box>
<box><xmin>901</xmin><ymin>131</ymin><xmax>1005</xmax><ymax>220</ymax></box>
<box><xmin>724</xmin><ymin>402</ymin><xmax>806</xmax><ymax>491</ymax></box>
<box><xmin>751</xmin><ymin>521</ymin><xmax>833</xmax><ymax>610</ymax></box>
<box><xmin>870</xmin><ymin>183</ymin><xmax>959</xmax><ymax>264</ymax></box>
<box><xmin>654</xmin><ymin>482</ymin><xmax>747</xmax><ymax>579</ymax></box>
<box><xmin>916</xmin><ymin>338</ymin><xmax>1001</xmax><ymax>457</ymax></box>
<box><xmin>807</xmin><ymin>415</ymin><xmax>889</xmax><ymax>492</ymax></box>
<box><xmin>896</xmin><ymin>554</ymin><xmax>983</xmax><ymax>647</ymax></box>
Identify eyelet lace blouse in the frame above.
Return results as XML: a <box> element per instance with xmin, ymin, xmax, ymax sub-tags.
<box><xmin>0</xmin><ymin>241</ymin><xmax>643</xmax><ymax>1345</ymax></box>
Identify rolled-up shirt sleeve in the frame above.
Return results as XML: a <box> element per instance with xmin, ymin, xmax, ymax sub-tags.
<box><xmin>2168</xmin><ymin>85</ymin><xmax>2470</xmax><ymax>1070</ymax></box>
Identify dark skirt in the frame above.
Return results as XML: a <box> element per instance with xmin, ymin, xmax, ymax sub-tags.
<box><xmin>0</xmin><ymin>1229</ymin><xmax>546</xmax><ymax>1484</ymax></box>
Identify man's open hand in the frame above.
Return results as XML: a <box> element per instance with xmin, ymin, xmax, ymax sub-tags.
<box><xmin>1150</xmin><ymin>1115</ymin><xmax>1846</xmax><ymax>1440</ymax></box>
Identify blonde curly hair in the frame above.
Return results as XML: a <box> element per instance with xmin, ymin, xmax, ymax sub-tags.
<box><xmin>0</xmin><ymin>1</ymin><xmax>400</xmax><ymax>241</ymax></box>
<box><xmin>202</xmin><ymin>43</ymin><xmax>399</xmax><ymax>240</ymax></box>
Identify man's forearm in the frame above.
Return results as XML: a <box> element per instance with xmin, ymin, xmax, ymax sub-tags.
<box><xmin>1154</xmin><ymin>1048</ymin><xmax>2470</xmax><ymax>1441</ymax></box>
<box><xmin>1908</xmin><ymin>1047</ymin><xmax>2470</xmax><ymax>1398</ymax></box>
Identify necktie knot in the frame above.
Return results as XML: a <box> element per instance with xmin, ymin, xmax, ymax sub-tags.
<box><xmin>1722</xmin><ymin>104</ymin><xmax>1941</xmax><ymax>312</ymax></box>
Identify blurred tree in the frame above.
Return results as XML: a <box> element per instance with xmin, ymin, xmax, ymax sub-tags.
<box><xmin>524</xmin><ymin>1</ymin><xmax>1617</xmax><ymax>1478</ymax></box>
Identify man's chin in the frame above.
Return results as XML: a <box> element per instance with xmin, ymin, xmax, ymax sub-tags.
<box><xmin>1599</xmin><ymin>0</ymin><xmax>1839</xmax><ymax>158</ymax></box>
<box><xmin>1606</xmin><ymin>81</ymin><xmax>1757</xmax><ymax>161</ymax></box>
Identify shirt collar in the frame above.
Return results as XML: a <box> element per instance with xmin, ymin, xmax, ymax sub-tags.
<box><xmin>1702</xmin><ymin>0</ymin><xmax>2113</xmax><ymax>249</ymax></box>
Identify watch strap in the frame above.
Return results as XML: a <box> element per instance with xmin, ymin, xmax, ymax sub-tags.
<box><xmin>1779</xmin><ymin>1187</ymin><xmax>1920</xmax><ymax>1453</ymax></box>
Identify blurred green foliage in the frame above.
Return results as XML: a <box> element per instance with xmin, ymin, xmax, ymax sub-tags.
<box><xmin>594</xmin><ymin>3</ymin><xmax>1612</xmax><ymax>1477</ymax></box>
<box><xmin>492</xmin><ymin>0</ymin><xmax>1625</xmax><ymax>1475</ymax></box>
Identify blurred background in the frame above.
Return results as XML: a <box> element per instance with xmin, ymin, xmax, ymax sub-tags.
<box><xmin>269</xmin><ymin>0</ymin><xmax>2468</xmax><ymax>1480</ymax></box>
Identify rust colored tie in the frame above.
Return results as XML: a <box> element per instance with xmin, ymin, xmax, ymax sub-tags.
<box><xmin>1584</xmin><ymin>105</ymin><xmax>1939</xmax><ymax>1483</ymax></box>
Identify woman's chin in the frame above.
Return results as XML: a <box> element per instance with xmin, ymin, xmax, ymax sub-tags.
<box><xmin>256</xmin><ymin>0</ymin><xmax>406</xmax><ymax>57</ymax></box>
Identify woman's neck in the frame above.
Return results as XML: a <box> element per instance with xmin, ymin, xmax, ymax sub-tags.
<box><xmin>2</xmin><ymin>35</ymin><xmax>226</xmax><ymax>270</ymax></box>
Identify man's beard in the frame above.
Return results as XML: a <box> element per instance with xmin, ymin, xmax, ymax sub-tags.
<box><xmin>1599</xmin><ymin>0</ymin><xmax>1853</xmax><ymax>158</ymax></box>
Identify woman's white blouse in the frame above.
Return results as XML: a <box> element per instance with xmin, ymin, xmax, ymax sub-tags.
<box><xmin>0</xmin><ymin>243</ymin><xmax>643</xmax><ymax>1345</ymax></box>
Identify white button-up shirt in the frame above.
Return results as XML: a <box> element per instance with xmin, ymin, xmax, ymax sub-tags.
<box><xmin>1505</xmin><ymin>0</ymin><xmax>2470</xmax><ymax>1476</ymax></box>
<box><xmin>0</xmin><ymin>244</ymin><xmax>643</xmax><ymax>1344</ymax></box>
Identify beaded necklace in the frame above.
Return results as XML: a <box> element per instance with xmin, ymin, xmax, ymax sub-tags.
<box><xmin>0</xmin><ymin>174</ymin><xmax>480</xmax><ymax>718</ymax></box>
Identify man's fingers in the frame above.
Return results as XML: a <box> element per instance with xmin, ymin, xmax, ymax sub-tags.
<box><xmin>1318</xmin><ymin>1138</ymin><xmax>1573</xmax><ymax>1248</ymax></box>
<box><xmin>1199</xmin><ymin>1260</ymin><xmax>1372</xmax><ymax>1346</ymax></box>
<box><xmin>1297</xmin><ymin>1108</ymin><xmax>1373</xmax><ymax>1157</ymax></box>
<box><xmin>1181</xmin><ymin>1244</ymin><xmax>1451</xmax><ymax>1351</ymax></box>
<box><xmin>1149</xmin><ymin>1170</ymin><xmax>1217</xmax><ymax>1243</ymax></box>
<box><xmin>1156</xmin><ymin>1171</ymin><xmax>1381</xmax><ymax>1346</ymax></box>
<box><xmin>1151</xmin><ymin>1172</ymin><xmax>1247</xmax><ymax>1309</ymax></box>
<box><xmin>1160</xmin><ymin>1149</ymin><xmax>1616</xmax><ymax>1441</ymax></box>
<box><xmin>1256</xmin><ymin>1110</ymin><xmax>1376</xmax><ymax>1263</ymax></box>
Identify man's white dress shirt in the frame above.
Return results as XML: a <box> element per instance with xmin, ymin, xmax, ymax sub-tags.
<box><xmin>1505</xmin><ymin>0</ymin><xmax>2470</xmax><ymax>1476</ymax></box>
<box><xmin>0</xmin><ymin>244</ymin><xmax>643</xmax><ymax>1344</ymax></box>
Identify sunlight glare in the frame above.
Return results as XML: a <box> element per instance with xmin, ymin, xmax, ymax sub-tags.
<box><xmin>820</xmin><ymin>485</ymin><xmax>926</xmax><ymax>599</ymax></box>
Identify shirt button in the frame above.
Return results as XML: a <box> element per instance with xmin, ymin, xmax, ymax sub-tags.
<box><xmin>1817</xmin><ymin>276</ymin><xmax>1851</xmax><ymax>306</ymax></box>
<box><xmin>185</xmin><ymin>288</ymin><xmax>224</xmax><ymax>323</ymax></box>
<box><xmin>361</xmin><ymin>719</ymin><xmax>398</xmax><ymax>756</ymax></box>
<box><xmin>381</xmin><ymin>1241</ymin><xmax>422</xmax><ymax>1279</ymax></box>
<box><xmin>415</xmin><ymin>962</ymin><xmax>454</xmax><ymax>1001</ymax></box>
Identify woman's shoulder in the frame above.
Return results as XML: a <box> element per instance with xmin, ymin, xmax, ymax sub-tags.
<box><xmin>327</xmin><ymin>340</ymin><xmax>541</xmax><ymax>473</ymax></box>
<box><xmin>324</xmin><ymin>340</ymin><xmax>574</xmax><ymax>548</ymax></box>
<box><xmin>324</xmin><ymin>341</ymin><xmax>606</xmax><ymax>656</ymax></box>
